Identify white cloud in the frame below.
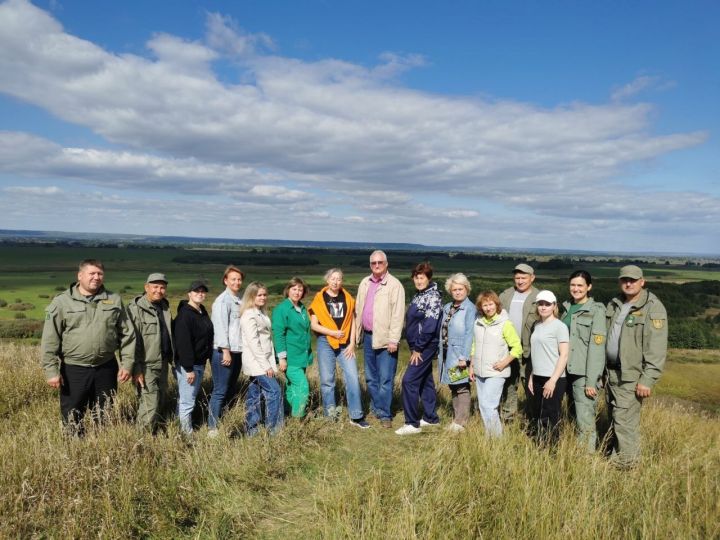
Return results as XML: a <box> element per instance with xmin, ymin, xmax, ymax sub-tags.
<box><xmin>3</xmin><ymin>185</ymin><xmax>61</xmax><ymax>195</ymax></box>
<box><xmin>0</xmin><ymin>0</ymin><xmax>716</xmax><ymax>252</ymax></box>
<box><xmin>611</xmin><ymin>75</ymin><xmax>676</xmax><ymax>101</ymax></box>
<box><xmin>205</xmin><ymin>12</ymin><xmax>275</xmax><ymax>58</ymax></box>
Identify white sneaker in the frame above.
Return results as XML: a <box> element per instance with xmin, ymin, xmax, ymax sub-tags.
<box><xmin>207</xmin><ymin>428</ymin><xmax>219</xmax><ymax>438</ymax></box>
<box><xmin>447</xmin><ymin>422</ymin><xmax>465</xmax><ymax>433</ymax></box>
<box><xmin>395</xmin><ymin>424</ymin><xmax>422</xmax><ymax>436</ymax></box>
<box><xmin>420</xmin><ymin>419</ymin><xmax>440</xmax><ymax>427</ymax></box>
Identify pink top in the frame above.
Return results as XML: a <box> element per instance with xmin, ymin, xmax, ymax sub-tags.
<box><xmin>361</xmin><ymin>273</ymin><xmax>385</xmax><ymax>332</ymax></box>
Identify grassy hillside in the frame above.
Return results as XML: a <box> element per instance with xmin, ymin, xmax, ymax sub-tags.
<box><xmin>2</xmin><ymin>342</ymin><xmax>718</xmax><ymax>539</ymax></box>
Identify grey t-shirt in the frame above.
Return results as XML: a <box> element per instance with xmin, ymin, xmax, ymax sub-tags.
<box><xmin>529</xmin><ymin>318</ymin><xmax>569</xmax><ymax>377</ymax></box>
<box><xmin>509</xmin><ymin>290</ymin><xmax>529</xmax><ymax>336</ymax></box>
<box><xmin>606</xmin><ymin>302</ymin><xmax>633</xmax><ymax>364</ymax></box>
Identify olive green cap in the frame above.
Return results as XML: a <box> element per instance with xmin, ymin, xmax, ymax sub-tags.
<box><xmin>513</xmin><ymin>263</ymin><xmax>534</xmax><ymax>275</ymax></box>
<box><xmin>146</xmin><ymin>272</ymin><xmax>168</xmax><ymax>284</ymax></box>
<box><xmin>619</xmin><ymin>265</ymin><xmax>643</xmax><ymax>280</ymax></box>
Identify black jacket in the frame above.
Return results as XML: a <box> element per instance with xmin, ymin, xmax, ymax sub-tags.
<box><xmin>173</xmin><ymin>300</ymin><xmax>214</xmax><ymax>371</ymax></box>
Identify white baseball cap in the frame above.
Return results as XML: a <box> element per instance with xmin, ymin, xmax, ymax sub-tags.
<box><xmin>536</xmin><ymin>290</ymin><xmax>557</xmax><ymax>304</ymax></box>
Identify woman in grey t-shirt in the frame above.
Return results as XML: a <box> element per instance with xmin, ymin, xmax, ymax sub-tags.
<box><xmin>527</xmin><ymin>290</ymin><xmax>569</xmax><ymax>443</ymax></box>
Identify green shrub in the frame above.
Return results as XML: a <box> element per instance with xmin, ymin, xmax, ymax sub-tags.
<box><xmin>0</xmin><ymin>299</ymin><xmax>6</xmax><ymax>308</ymax></box>
<box><xmin>0</xmin><ymin>320</ymin><xmax>42</xmax><ymax>338</ymax></box>
<box><xmin>13</xmin><ymin>313</ymin><xmax>26</xmax><ymax>320</ymax></box>
<box><xmin>54</xmin><ymin>286</ymin><xmax>65</xmax><ymax>291</ymax></box>
<box><xmin>8</xmin><ymin>303</ymin><xmax>34</xmax><ymax>311</ymax></box>
<box><xmin>38</xmin><ymin>294</ymin><xmax>50</xmax><ymax>299</ymax></box>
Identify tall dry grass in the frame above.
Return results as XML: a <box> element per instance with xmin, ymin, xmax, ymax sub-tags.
<box><xmin>2</xmin><ymin>341</ymin><xmax>719</xmax><ymax>539</ymax></box>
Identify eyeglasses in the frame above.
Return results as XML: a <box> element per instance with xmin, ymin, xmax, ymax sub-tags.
<box><xmin>370</xmin><ymin>261</ymin><xmax>386</xmax><ymax>266</ymax></box>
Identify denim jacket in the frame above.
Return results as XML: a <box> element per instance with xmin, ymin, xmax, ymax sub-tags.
<box><xmin>437</xmin><ymin>297</ymin><xmax>477</xmax><ymax>385</ymax></box>
<box><xmin>211</xmin><ymin>287</ymin><xmax>243</xmax><ymax>352</ymax></box>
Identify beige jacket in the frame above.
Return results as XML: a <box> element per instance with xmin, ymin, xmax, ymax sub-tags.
<box><xmin>240</xmin><ymin>308</ymin><xmax>277</xmax><ymax>376</ymax></box>
<box><xmin>355</xmin><ymin>272</ymin><xmax>405</xmax><ymax>349</ymax></box>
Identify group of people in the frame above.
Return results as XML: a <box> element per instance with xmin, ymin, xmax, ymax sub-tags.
<box><xmin>41</xmin><ymin>253</ymin><xmax>667</xmax><ymax>467</ymax></box>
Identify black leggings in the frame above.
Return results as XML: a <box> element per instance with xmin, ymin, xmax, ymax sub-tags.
<box><xmin>531</xmin><ymin>375</ymin><xmax>566</xmax><ymax>443</ymax></box>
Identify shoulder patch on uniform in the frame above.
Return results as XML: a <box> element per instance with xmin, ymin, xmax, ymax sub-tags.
<box><xmin>594</xmin><ymin>334</ymin><xmax>605</xmax><ymax>345</ymax></box>
<box><xmin>651</xmin><ymin>319</ymin><xmax>664</xmax><ymax>329</ymax></box>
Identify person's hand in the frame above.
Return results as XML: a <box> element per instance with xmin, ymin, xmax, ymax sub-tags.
<box><xmin>279</xmin><ymin>359</ymin><xmax>288</xmax><ymax>373</ymax></box>
<box><xmin>221</xmin><ymin>350</ymin><xmax>232</xmax><ymax>367</ymax></box>
<box><xmin>457</xmin><ymin>359</ymin><xmax>467</xmax><ymax>368</ymax></box>
<box><xmin>527</xmin><ymin>375</ymin><xmax>534</xmax><ymax>396</ymax></box>
<box><xmin>387</xmin><ymin>343</ymin><xmax>398</xmax><ymax>354</ymax></box>
<box><xmin>266</xmin><ymin>368</ymin><xmax>275</xmax><ymax>377</ymax></box>
<box><xmin>491</xmin><ymin>359</ymin><xmax>507</xmax><ymax>372</ymax></box>
<box><xmin>133</xmin><ymin>373</ymin><xmax>145</xmax><ymax>389</ymax></box>
<box><xmin>409</xmin><ymin>351</ymin><xmax>422</xmax><ymax>365</ymax></box>
<box><xmin>636</xmin><ymin>383</ymin><xmax>652</xmax><ymax>398</ymax></box>
<box><xmin>47</xmin><ymin>375</ymin><xmax>62</xmax><ymax>389</ymax></box>
<box><xmin>334</xmin><ymin>330</ymin><xmax>344</xmax><ymax>339</ymax></box>
<box><xmin>118</xmin><ymin>368</ymin><xmax>131</xmax><ymax>383</ymax></box>
<box><xmin>585</xmin><ymin>386</ymin><xmax>598</xmax><ymax>398</ymax></box>
<box><xmin>542</xmin><ymin>378</ymin><xmax>556</xmax><ymax>399</ymax></box>
<box><xmin>342</xmin><ymin>345</ymin><xmax>356</xmax><ymax>360</ymax></box>
<box><xmin>468</xmin><ymin>364</ymin><xmax>475</xmax><ymax>382</ymax></box>
<box><xmin>186</xmin><ymin>371</ymin><xmax>196</xmax><ymax>385</ymax></box>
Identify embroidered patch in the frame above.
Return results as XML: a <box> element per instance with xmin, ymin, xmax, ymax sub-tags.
<box><xmin>594</xmin><ymin>335</ymin><xmax>605</xmax><ymax>345</ymax></box>
<box><xmin>651</xmin><ymin>319</ymin><xmax>664</xmax><ymax>329</ymax></box>
<box><xmin>101</xmin><ymin>299</ymin><xmax>114</xmax><ymax>304</ymax></box>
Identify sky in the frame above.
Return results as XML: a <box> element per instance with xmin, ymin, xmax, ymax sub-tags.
<box><xmin>0</xmin><ymin>0</ymin><xmax>718</xmax><ymax>255</ymax></box>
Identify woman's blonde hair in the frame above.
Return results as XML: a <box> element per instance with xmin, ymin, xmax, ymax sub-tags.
<box><xmin>240</xmin><ymin>282</ymin><xmax>268</xmax><ymax>316</ymax></box>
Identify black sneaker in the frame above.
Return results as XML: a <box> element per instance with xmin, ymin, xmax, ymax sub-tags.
<box><xmin>350</xmin><ymin>417</ymin><xmax>371</xmax><ymax>429</ymax></box>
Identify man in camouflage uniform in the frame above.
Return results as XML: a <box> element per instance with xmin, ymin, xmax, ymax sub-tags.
<box><xmin>41</xmin><ymin>259</ymin><xmax>136</xmax><ymax>435</ymax></box>
<box><xmin>605</xmin><ymin>265</ymin><xmax>668</xmax><ymax>467</ymax></box>
<box><xmin>126</xmin><ymin>273</ymin><xmax>174</xmax><ymax>432</ymax></box>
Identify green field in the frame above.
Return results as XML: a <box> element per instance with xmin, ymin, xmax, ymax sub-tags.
<box><xmin>2</xmin><ymin>243</ymin><xmax>720</xmax><ymax>325</ymax></box>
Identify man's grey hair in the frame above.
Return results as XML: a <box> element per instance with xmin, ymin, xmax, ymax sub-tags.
<box><xmin>369</xmin><ymin>250</ymin><xmax>387</xmax><ymax>262</ymax></box>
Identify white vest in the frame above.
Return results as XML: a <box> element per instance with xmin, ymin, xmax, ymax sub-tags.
<box><xmin>472</xmin><ymin>310</ymin><xmax>512</xmax><ymax>378</ymax></box>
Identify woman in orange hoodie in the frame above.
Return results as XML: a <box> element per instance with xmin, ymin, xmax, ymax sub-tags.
<box><xmin>309</xmin><ymin>268</ymin><xmax>369</xmax><ymax>428</ymax></box>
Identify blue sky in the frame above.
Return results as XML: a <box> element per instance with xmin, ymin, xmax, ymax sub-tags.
<box><xmin>0</xmin><ymin>0</ymin><xmax>718</xmax><ymax>254</ymax></box>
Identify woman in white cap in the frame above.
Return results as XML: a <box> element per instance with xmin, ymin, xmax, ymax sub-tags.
<box><xmin>527</xmin><ymin>290</ymin><xmax>569</xmax><ymax>443</ymax></box>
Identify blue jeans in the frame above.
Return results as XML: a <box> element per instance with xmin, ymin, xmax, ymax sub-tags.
<box><xmin>316</xmin><ymin>336</ymin><xmax>364</xmax><ymax>420</ymax></box>
<box><xmin>208</xmin><ymin>349</ymin><xmax>242</xmax><ymax>429</ymax></box>
<box><xmin>476</xmin><ymin>376</ymin><xmax>506</xmax><ymax>437</ymax></box>
<box><xmin>174</xmin><ymin>364</ymin><xmax>205</xmax><ymax>434</ymax></box>
<box><xmin>363</xmin><ymin>333</ymin><xmax>398</xmax><ymax>421</ymax></box>
<box><xmin>245</xmin><ymin>374</ymin><xmax>284</xmax><ymax>436</ymax></box>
